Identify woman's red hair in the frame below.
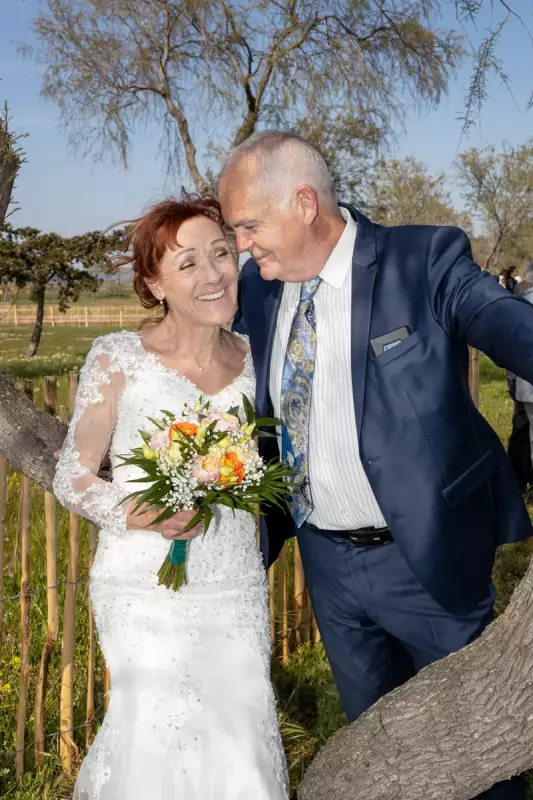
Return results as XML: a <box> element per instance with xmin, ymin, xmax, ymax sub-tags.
<box><xmin>114</xmin><ymin>194</ymin><xmax>224</xmax><ymax>312</ymax></box>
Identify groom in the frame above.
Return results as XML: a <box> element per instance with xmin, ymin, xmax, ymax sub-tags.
<box><xmin>219</xmin><ymin>131</ymin><xmax>533</xmax><ymax>799</ymax></box>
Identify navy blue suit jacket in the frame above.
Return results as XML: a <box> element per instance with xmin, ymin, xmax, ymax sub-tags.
<box><xmin>233</xmin><ymin>205</ymin><xmax>533</xmax><ymax>614</ymax></box>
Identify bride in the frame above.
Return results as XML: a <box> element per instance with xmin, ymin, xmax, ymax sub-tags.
<box><xmin>53</xmin><ymin>196</ymin><xmax>289</xmax><ymax>800</ymax></box>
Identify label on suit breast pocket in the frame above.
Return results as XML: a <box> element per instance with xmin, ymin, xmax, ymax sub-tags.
<box><xmin>383</xmin><ymin>339</ymin><xmax>402</xmax><ymax>353</ymax></box>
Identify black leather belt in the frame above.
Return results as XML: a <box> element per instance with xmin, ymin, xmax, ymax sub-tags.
<box><xmin>307</xmin><ymin>523</ymin><xmax>393</xmax><ymax>547</ymax></box>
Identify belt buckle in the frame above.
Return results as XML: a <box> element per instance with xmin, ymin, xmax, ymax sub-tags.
<box><xmin>348</xmin><ymin>531</ymin><xmax>383</xmax><ymax>547</ymax></box>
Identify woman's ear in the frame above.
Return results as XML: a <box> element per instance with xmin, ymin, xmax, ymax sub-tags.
<box><xmin>145</xmin><ymin>276</ymin><xmax>163</xmax><ymax>302</ymax></box>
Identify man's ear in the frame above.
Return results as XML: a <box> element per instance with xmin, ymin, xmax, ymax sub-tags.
<box><xmin>294</xmin><ymin>185</ymin><xmax>319</xmax><ymax>226</ymax></box>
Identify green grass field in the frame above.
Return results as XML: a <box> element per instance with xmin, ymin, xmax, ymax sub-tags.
<box><xmin>0</xmin><ymin>328</ymin><xmax>532</xmax><ymax>797</ymax></box>
<box><xmin>0</xmin><ymin>326</ymin><xmax>129</xmax><ymax>379</ymax></box>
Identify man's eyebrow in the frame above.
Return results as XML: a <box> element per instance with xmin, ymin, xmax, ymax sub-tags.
<box><xmin>232</xmin><ymin>219</ymin><xmax>257</xmax><ymax>228</ymax></box>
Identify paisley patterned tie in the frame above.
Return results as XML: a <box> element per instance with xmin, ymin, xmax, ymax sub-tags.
<box><xmin>280</xmin><ymin>276</ymin><xmax>321</xmax><ymax>527</ymax></box>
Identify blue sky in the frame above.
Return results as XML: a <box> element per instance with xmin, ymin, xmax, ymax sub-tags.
<box><xmin>1</xmin><ymin>0</ymin><xmax>532</xmax><ymax>235</ymax></box>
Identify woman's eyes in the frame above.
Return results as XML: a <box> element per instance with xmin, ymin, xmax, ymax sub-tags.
<box><xmin>179</xmin><ymin>249</ymin><xmax>229</xmax><ymax>269</ymax></box>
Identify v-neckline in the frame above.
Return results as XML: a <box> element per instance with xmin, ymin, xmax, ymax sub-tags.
<box><xmin>133</xmin><ymin>330</ymin><xmax>250</xmax><ymax>398</ymax></box>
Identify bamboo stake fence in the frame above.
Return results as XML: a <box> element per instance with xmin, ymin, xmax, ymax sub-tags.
<box><xmin>35</xmin><ymin>376</ymin><xmax>59</xmax><ymax>767</ymax></box>
<box><xmin>0</xmin><ymin>455</ymin><xmax>6</xmax><ymax>658</ymax></box>
<box><xmin>0</xmin><ymin>355</ymin><xmax>481</xmax><ymax>782</ymax></box>
<box><xmin>0</xmin><ymin>373</ymin><xmax>317</xmax><ymax>782</ymax></box>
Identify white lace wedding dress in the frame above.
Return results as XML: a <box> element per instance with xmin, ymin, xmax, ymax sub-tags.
<box><xmin>54</xmin><ymin>330</ymin><xmax>289</xmax><ymax>800</ymax></box>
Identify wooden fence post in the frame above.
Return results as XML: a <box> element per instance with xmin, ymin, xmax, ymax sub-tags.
<box><xmin>85</xmin><ymin>523</ymin><xmax>98</xmax><ymax>749</ymax></box>
<box><xmin>277</xmin><ymin>544</ymin><xmax>289</xmax><ymax>664</ymax></box>
<box><xmin>104</xmin><ymin>668</ymin><xmax>111</xmax><ymax>712</ymax></box>
<box><xmin>311</xmin><ymin>609</ymin><xmax>321</xmax><ymax>644</ymax></box>
<box><xmin>293</xmin><ymin>539</ymin><xmax>309</xmax><ymax>646</ymax></box>
<box><xmin>469</xmin><ymin>347</ymin><xmax>480</xmax><ymax>407</ymax></box>
<box><xmin>35</xmin><ymin>377</ymin><xmax>60</xmax><ymax>766</ymax></box>
<box><xmin>13</xmin><ymin>305</ymin><xmax>18</xmax><ymax>325</ymax></box>
<box><xmin>16</xmin><ymin>380</ymin><xmax>33</xmax><ymax>779</ymax></box>
<box><xmin>84</xmin><ymin>307</ymin><xmax>88</xmax><ymax>328</ymax></box>
<box><xmin>268</xmin><ymin>564</ymin><xmax>276</xmax><ymax>648</ymax></box>
<box><xmin>60</xmin><ymin>375</ymin><xmax>80</xmax><ymax>774</ymax></box>
<box><xmin>0</xmin><ymin>455</ymin><xmax>6</xmax><ymax>658</ymax></box>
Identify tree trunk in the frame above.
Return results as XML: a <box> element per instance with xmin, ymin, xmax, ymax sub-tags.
<box><xmin>0</xmin><ymin>372</ymin><xmax>67</xmax><ymax>490</ymax></box>
<box><xmin>0</xmin><ymin>155</ymin><xmax>17</xmax><ymax>224</ymax></box>
<box><xmin>27</xmin><ymin>284</ymin><xmax>46</xmax><ymax>357</ymax></box>
<box><xmin>298</xmin><ymin>559</ymin><xmax>533</xmax><ymax>800</ymax></box>
<box><xmin>0</xmin><ymin>373</ymin><xmax>533</xmax><ymax>798</ymax></box>
<box><xmin>0</xmin><ymin>109</ymin><xmax>20</xmax><ymax>225</ymax></box>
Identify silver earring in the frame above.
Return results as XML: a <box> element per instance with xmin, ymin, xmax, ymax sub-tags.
<box><xmin>160</xmin><ymin>299</ymin><xmax>164</xmax><ymax>305</ymax></box>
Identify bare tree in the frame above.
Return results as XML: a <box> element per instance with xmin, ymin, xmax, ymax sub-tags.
<box><xmin>30</xmin><ymin>0</ymin><xmax>463</xmax><ymax>193</ymax></box>
<box><xmin>457</xmin><ymin>140</ymin><xmax>533</xmax><ymax>271</ymax></box>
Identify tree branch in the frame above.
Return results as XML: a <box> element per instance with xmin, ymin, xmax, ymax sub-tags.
<box><xmin>299</xmin><ymin>555</ymin><xmax>533</xmax><ymax>799</ymax></box>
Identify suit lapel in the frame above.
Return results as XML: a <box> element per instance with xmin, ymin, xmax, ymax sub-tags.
<box><xmin>344</xmin><ymin>205</ymin><xmax>378</xmax><ymax>441</ymax></box>
<box><xmin>256</xmin><ymin>278</ymin><xmax>283</xmax><ymax>417</ymax></box>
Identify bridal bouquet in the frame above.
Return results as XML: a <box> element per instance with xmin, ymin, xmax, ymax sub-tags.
<box><xmin>117</xmin><ymin>395</ymin><xmax>294</xmax><ymax>591</ymax></box>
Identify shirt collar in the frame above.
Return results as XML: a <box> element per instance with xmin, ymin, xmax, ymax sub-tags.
<box><xmin>319</xmin><ymin>207</ymin><xmax>357</xmax><ymax>289</ymax></box>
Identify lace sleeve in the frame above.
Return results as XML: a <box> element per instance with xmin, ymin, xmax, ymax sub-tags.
<box><xmin>53</xmin><ymin>339</ymin><xmax>129</xmax><ymax>534</ymax></box>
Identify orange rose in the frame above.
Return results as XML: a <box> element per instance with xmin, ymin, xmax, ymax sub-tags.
<box><xmin>218</xmin><ymin>451</ymin><xmax>246</xmax><ymax>485</ymax></box>
<box><xmin>169</xmin><ymin>421</ymin><xmax>199</xmax><ymax>441</ymax></box>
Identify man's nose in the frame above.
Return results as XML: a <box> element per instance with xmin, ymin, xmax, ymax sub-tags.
<box><xmin>235</xmin><ymin>229</ymin><xmax>251</xmax><ymax>253</ymax></box>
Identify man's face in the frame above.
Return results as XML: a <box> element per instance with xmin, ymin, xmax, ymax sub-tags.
<box><xmin>219</xmin><ymin>165</ymin><xmax>309</xmax><ymax>282</ymax></box>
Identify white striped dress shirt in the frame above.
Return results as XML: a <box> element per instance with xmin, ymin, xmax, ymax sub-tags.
<box><xmin>269</xmin><ymin>207</ymin><xmax>387</xmax><ymax>530</ymax></box>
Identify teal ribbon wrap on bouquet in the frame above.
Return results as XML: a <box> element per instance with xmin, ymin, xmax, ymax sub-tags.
<box><xmin>169</xmin><ymin>539</ymin><xmax>187</xmax><ymax>566</ymax></box>
<box><xmin>158</xmin><ymin>539</ymin><xmax>188</xmax><ymax>591</ymax></box>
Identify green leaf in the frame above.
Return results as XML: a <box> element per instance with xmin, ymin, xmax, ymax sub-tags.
<box><xmin>255</xmin><ymin>417</ymin><xmax>280</xmax><ymax>427</ymax></box>
<box><xmin>180</xmin><ymin>508</ymin><xmax>204</xmax><ymax>532</ymax></box>
<box><xmin>118</xmin><ymin>489</ymin><xmax>144</xmax><ymax>506</ymax></box>
<box><xmin>227</xmin><ymin>406</ymin><xmax>240</xmax><ymax>418</ymax></box>
<box><xmin>242</xmin><ymin>393</ymin><xmax>255</xmax><ymax>424</ymax></box>
<box><xmin>216</xmin><ymin>494</ymin><xmax>237</xmax><ymax>511</ymax></box>
<box><xmin>203</xmin><ymin>505</ymin><xmax>213</xmax><ymax>533</ymax></box>
<box><xmin>151</xmin><ymin>506</ymin><xmax>179</xmax><ymax>526</ymax></box>
<box><xmin>174</xmin><ymin>427</ymin><xmax>201</xmax><ymax>452</ymax></box>
<box><xmin>147</xmin><ymin>416</ymin><xmax>166</xmax><ymax>431</ymax></box>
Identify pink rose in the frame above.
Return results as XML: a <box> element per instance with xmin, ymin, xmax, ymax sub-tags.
<box><xmin>209</xmin><ymin>412</ymin><xmax>240</xmax><ymax>433</ymax></box>
<box><xmin>150</xmin><ymin>431</ymin><xmax>168</xmax><ymax>450</ymax></box>
<box><xmin>191</xmin><ymin>455</ymin><xmax>220</xmax><ymax>484</ymax></box>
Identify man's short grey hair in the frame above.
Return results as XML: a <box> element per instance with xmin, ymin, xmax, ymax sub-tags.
<box><xmin>223</xmin><ymin>131</ymin><xmax>337</xmax><ymax>210</ymax></box>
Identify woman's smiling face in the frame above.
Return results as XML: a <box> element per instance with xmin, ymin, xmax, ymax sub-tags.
<box><xmin>146</xmin><ymin>215</ymin><xmax>238</xmax><ymax>326</ymax></box>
